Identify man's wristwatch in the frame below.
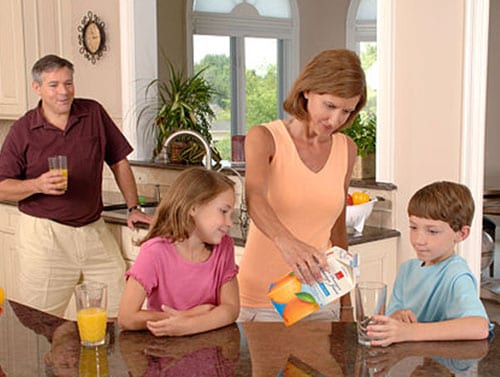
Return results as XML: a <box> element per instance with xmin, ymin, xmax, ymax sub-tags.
<box><xmin>127</xmin><ymin>205</ymin><xmax>142</xmax><ymax>214</ymax></box>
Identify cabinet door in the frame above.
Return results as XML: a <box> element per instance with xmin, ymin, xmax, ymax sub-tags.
<box><xmin>234</xmin><ymin>246</ymin><xmax>245</xmax><ymax>265</ymax></box>
<box><xmin>120</xmin><ymin>227</ymin><xmax>148</xmax><ymax>265</ymax></box>
<box><xmin>0</xmin><ymin>204</ymin><xmax>20</xmax><ymax>301</ymax></box>
<box><xmin>0</xmin><ymin>0</ymin><xmax>27</xmax><ymax>118</ymax></box>
<box><xmin>350</xmin><ymin>238</ymin><xmax>398</xmax><ymax>297</ymax></box>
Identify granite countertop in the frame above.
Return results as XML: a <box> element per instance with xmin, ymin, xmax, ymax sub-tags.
<box><xmin>102</xmin><ymin>205</ymin><xmax>400</xmax><ymax>247</ymax></box>
<box><xmin>1</xmin><ymin>300</ymin><xmax>498</xmax><ymax>376</ymax></box>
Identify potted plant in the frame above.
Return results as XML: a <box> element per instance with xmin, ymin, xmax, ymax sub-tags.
<box><xmin>139</xmin><ymin>60</ymin><xmax>221</xmax><ymax>166</ymax></box>
<box><xmin>342</xmin><ymin>112</ymin><xmax>376</xmax><ymax>179</ymax></box>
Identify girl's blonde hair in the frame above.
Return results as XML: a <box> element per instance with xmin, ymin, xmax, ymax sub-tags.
<box><xmin>140</xmin><ymin>167</ymin><xmax>235</xmax><ymax>245</ymax></box>
<box><xmin>283</xmin><ymin>49</ymin><xmax>367</xmax><ymax>131</ymax></box>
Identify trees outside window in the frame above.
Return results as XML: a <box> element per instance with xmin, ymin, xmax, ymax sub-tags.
<box><xmin>188</xmin><ymin>0</ymin><xmax>298</xmax><ymax>161</ymax></box>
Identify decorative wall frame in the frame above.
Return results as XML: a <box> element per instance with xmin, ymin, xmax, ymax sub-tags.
<box><xmin>77</xmin><ymin>11</ymin><xmax>107</xmax><ymax>64</ymax></box>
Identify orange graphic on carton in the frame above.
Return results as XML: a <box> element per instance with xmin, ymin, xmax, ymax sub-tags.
<box><xmin>282</xmin><ymin>295</ymin><xmax>320</xmax><ymax>327</ymax></box>
<box><xmin>268</xmin><ymin>273</ymin><xmax>302</xmax><ymax>304</ymax></box>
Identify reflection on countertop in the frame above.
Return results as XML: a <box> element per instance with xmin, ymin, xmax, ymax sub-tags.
<box><xmin>0</xmin><ymin>299</ymin><xmax>498</xmax><ymax>377</ymax></box>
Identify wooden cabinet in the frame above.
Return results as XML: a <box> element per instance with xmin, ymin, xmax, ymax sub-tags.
<box><xmin>0</xmin><ymin>204</ymin><xmax>20</xmax><ymax>301</ymax></box>
<box><xmin>350</xmin><ymin>237</ymin><xmax>398</xmax><ymax>303</ymax></box>
<box><xmin>235</xmin><ymin>245</ymin><xmax>245</xmax><ymax>265</ymax></box>
<box><xmin>0</xmin><ymin>0</ymin><xmax>73</xmax><ymax>119</ymax></box>
<box><xmin>0</xmin><ymin>0</ymin><xmax>27</xmax><ymax>119</ymax></box>
<box><xmin>119</xmin><ymin>226</ymin><xmax>149</xmax><ymax>268</ymax></box>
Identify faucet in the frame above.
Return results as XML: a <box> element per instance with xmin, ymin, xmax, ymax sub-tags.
<box><xmin>217</xmin><ymin>166</ymin><xmax>249</xmax><ymax>239</ymax></box>
<box><xmin>162</xmin><ymin>130</ymin><xmax>212</xmax><ymax>170</ymax></box>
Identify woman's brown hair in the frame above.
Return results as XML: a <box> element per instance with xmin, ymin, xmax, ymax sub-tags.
<box><xmin>283</xmin><ymin>49</ymin><xmax>367</xmax><ymax>131</ymax></box>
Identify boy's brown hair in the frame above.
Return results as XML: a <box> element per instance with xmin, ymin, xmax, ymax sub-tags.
<box><xmin>407</xmin><ymin>181</ymin><xmax>475</xmax><ymax>231</ymax></box>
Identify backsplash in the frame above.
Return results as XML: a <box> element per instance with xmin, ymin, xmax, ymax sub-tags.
<box><xmin>348</xmin><ymin>187</ymin><xmax>396</xmax><ymax>230</ymax></box>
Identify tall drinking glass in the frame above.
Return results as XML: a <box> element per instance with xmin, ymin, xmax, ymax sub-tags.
<box><xmin>355</xmin><ymin>281</ymin><xmax>387</xmax><ymax>346</ymax></box>
<box><xmin>48</xmin><ymin>155</ymin><xmax>68</xmax><ymax>190</ymax></box>
<box><xmin>75</xmin><ymin>282</ymin><xmax>107</xmax><ymax>347</ymax></box>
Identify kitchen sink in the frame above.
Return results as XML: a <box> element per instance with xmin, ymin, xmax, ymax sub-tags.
<box><xmin>102</xmin><ymin>201</ymin><xmax>158</xmax><ymax>211</ymax></box>
<box><xmin>102</xmin><ymin>202</ymin><xmax>158</xmax><ymax>217</ymax></box>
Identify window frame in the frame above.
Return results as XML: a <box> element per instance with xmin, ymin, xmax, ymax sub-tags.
<box><xmin>185</xmin><ymin>0</ymin><xmax>299</xmax><ymax>136</ymax></box>
<box><xmin>346</xmin><ymin>0</ymin><xmax>377</xmax><ymax>54</ymax></box>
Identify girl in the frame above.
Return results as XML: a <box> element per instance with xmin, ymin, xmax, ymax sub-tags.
<box><xmin>118</xmin><ymin>167</ymin><xmax>239</xmax><ymax>336</ymax></box>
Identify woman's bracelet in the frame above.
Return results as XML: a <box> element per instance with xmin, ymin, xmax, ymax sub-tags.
<box><xmin>340</xmin><ymin>306</ymin><xmax>353</xmax><ymax>310</ymax></box>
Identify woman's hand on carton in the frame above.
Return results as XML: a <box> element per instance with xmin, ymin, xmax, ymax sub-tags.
<box><xmin>275</xmin><ymin>235</ymin><xmax>328</xmax><ymax>284</ymax></box>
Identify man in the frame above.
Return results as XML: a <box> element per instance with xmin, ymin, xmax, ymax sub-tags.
<box><xmin>0</xmin><ymin>54</ymin><xmax>151</xmax><ymax>317</ymax></box>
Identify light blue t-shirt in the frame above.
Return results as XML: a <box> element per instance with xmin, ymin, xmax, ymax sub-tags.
<box><xmin>387</xmin><ymin>254</ymin><xmax>491</xmax><ymax>326</ymax></box>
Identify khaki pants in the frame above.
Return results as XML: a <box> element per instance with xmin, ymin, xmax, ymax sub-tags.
<box><xmin>15</xmin><ymin>213</ymin><xmax>126</xmax><ymax>318</ymax></box>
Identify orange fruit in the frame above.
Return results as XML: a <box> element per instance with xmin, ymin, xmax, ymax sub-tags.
<box><xmin>282</xmin><ymin>296</ymin><xmax>320</xmax><ymax>326</ymax></box>
<box><xmin>268</xmin><ymin>273</ymin><xmax>302</xmax><ymax>304</ymax></box>
<box><xmin>352</xmin><ymin>191</ymin><xmax>370</xmax><ymax>205</ymax></box>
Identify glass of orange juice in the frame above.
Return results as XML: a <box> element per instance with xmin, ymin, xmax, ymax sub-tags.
<box><xmin>48</xmin><ymin>155</ymin><xmax>68</xmax><ymax>190</ymax></box>
<box><xmin>75</xmin><ymin>282</ymin><xmax>107</xmax><ymax>347</ymax></box>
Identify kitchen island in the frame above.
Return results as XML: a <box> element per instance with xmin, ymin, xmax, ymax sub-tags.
<box><xmin>0</xmin><ymin>299</ymin><xmax>498</xmax><ymax>376</ymax></box>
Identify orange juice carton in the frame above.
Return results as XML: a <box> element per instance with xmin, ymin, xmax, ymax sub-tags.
<box><xmin>268</xmin><ymin>246</ymin><xmax>359</xmax><ymax>326</ymax></box>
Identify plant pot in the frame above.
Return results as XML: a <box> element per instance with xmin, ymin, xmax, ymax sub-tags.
<box><xmin>169</xmin><ymin>141</ymin><xmax>188</xmax><ymax>164</ymax></box>
<box><xmin>351</xmin><ymin>153</ymin><xmax>375</xmax><ymax>180</ymax></box>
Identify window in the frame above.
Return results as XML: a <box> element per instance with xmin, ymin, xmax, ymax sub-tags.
<box><xmin>347</xmin><ymin>0</ymin><xmax>377</xmax><ymax>116</ymax></box>
<box><xmin>187</xmin><ymin>0</ymin><xmax>298</xmax><ymax>161</ymax></box>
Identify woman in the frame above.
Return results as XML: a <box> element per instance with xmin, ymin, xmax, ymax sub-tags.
<box><xmin>238</xmin><ymin>49</ymin><xmax>367</xmax><ymax>322</ymax></box>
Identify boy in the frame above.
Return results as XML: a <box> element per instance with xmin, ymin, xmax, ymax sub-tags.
<box><xmin>368</xmin><ymin>181</ymin><xmax>492</xmax><ymax>346</ymax></box>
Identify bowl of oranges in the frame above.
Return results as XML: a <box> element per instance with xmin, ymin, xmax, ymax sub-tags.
<box><xmin>346</xmin><ymin>191</ymin><xmax>376</xmax><ymax>233</ymax></box>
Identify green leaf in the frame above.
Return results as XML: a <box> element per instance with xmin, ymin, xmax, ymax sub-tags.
<box><xmin>137</xmin><ymin>58</ymin><xmax>220</xmax><ymax>160</ymax></box>
<box><xmin>342</xmin><ymin>112</ymin><xmax>376</xmax><ymax>157</ymax></box>
<box><xmin>295</xmin><ymin>292</ymin><xmax>317</xmax><ymax>304</ymax></box>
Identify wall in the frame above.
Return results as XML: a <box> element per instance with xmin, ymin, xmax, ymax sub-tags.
<box><xmin>297</xmin><ymin>0</ymin><xmax>350</xmax><ymax>66</ymax></box>
<box><xmin>485</xmin><ymin>0</ymin><xmax>500</xmax><ymax>190</ymax></box>
<box><xmin>155</xmin><ymin>0</ymin><xmax>350</xmax><ymax>85</ymax></box>
<box><xmin>69</xmin><ymin>1</ymin><xmax>123</xmax><ymax>121</ymax></box>
<box><xmin>156</xmin><ymin>0</ymin><xmax>186</xmax><ymax>81</ymax></box>
<box><xmin>392</xmin><ymin>0</ymin><xmax>466</xmax><ymax>263</ymax></box>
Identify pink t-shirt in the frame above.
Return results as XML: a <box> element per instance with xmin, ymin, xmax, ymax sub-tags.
<box><xmin>126</xmin><ymin>235</ymin><xmax>238</xmax><ymax>311</ymax></box>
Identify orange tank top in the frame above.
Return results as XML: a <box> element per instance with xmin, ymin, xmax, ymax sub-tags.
<box><xmin>238</xmin><ymin>120</ymin><xmax>349</xmax><ymax>307</ymax></box>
